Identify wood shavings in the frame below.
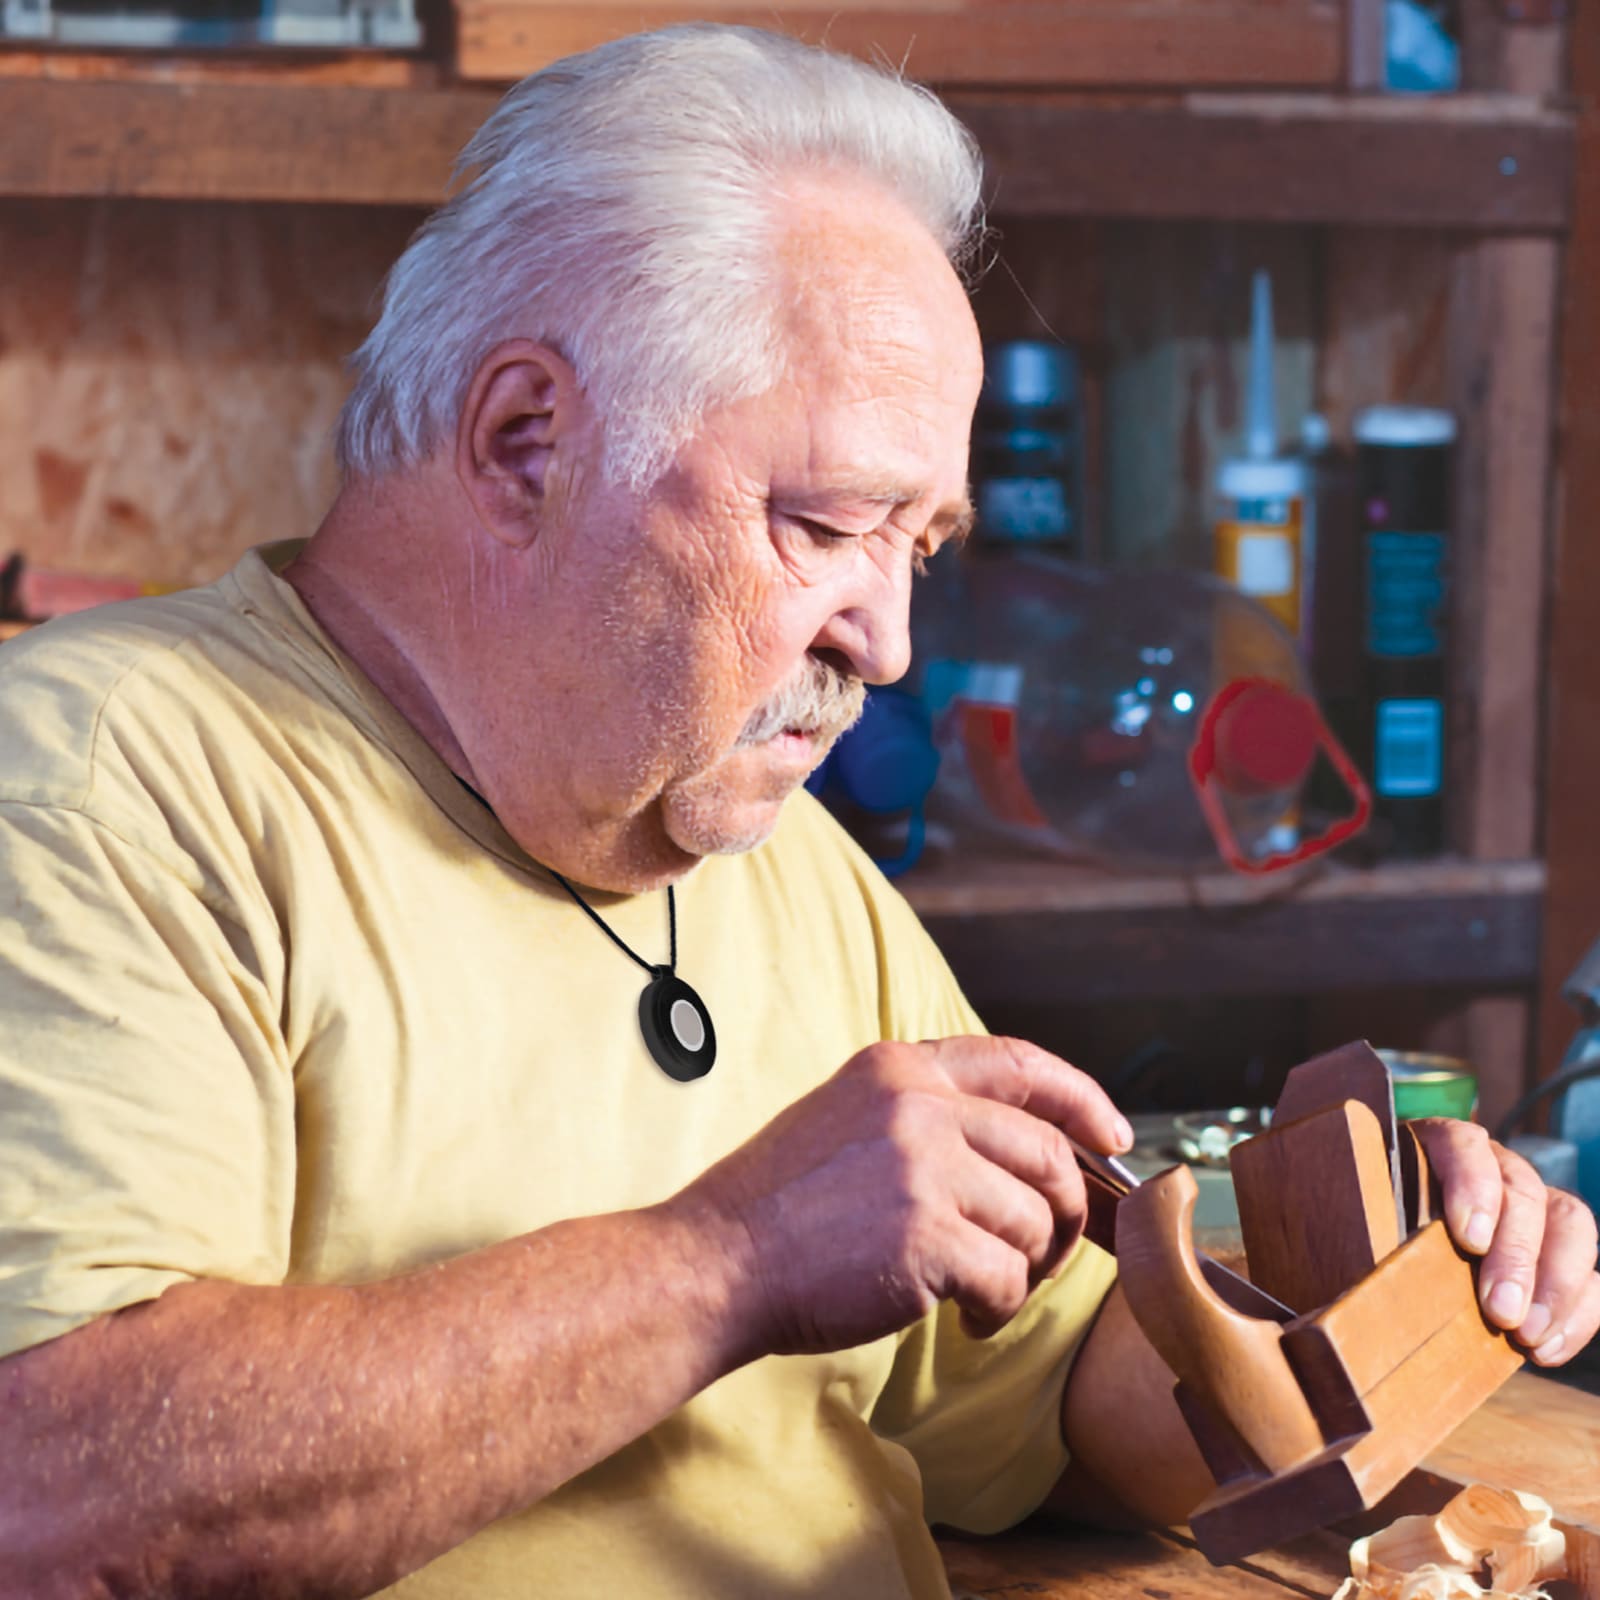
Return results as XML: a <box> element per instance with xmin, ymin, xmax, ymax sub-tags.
<box><xmin>1332</xmin><ymin>1484</ymin><xmax>1567</xmax><ymax>1600</ymax></box>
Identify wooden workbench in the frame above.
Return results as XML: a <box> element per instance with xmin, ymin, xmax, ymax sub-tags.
<box><xmin>941</xmin><ymin>1371</ymin><xmax>1600</xmax><ymax>1599</ymax></box>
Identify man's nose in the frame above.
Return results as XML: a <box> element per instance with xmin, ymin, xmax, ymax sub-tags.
<box><xmin>810</xmin><ymin>558</ymin><xmax>915</xmax><ymax>687</ymax></box>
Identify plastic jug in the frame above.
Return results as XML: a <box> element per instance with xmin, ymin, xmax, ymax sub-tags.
<box><xmin>910</xmin><ymin>553</ymin><xmax>1370</xmax><ymax>874</ymax></box>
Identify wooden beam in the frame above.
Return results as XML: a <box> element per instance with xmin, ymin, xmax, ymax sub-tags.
<box><xmin>452</xmin><ymin>2</ymin><xmax>1344</xmax><ymax>90</ymax></box>
<box><xmin>0</xmin><ymin>79</ymin><xmax>497</xmax><ymax>205</ymax></box>
<box><xmin>0</xmin><ymin>79</ymin><xmax>1574</xmax><ymax>230</ymax></box>
<box><xmin>957</xmin><ymin>94</ymin><xmax>1573</xmax><ymax>231</ymax></box>
<box><xmin>1446</xmin><ymin>237</ymin><xmax>1560</xmax><ymax>862</ymax></box>
<box><xmin>904</xmin><ymin>859</ymin><xmax>1544</xmax><ymax>1006</ymax></box>
<box><xmin>1538</xmin><ymin>9</ymin><xmax>1600</xmax><ymax>1077</ymax></box>
<box><xmin>1346</xmin><ymin>0</ymin><xmax>1387</xmax><ymax>89</ymax></box>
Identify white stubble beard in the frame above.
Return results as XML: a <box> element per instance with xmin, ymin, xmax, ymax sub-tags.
<box><xmin>661</xmin><ymin>656</ymin><xmax>868</xmax><ymax>858</ymax></box>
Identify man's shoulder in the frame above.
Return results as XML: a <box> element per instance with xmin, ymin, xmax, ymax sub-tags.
<box><xmin>0</xmin><ymin>557</ymin><xmax>345</xmax><ymax>828</ymax></box>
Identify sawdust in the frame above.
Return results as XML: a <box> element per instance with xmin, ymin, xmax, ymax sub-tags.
<box><xmin>1332</xmin><ymin>1484</ymin><xmax>1567</xmax><ymax>1600</ymax></box>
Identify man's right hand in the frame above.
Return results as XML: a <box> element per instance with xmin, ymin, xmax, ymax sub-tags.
<box><xmin>678</xmin><ymin>1036</ymin><xmax>1132</xmax><ymax>1357</ymax></box>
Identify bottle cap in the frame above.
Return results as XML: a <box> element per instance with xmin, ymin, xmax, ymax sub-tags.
<box><xmin>983</xmin><ymin>341</ymin><xmax>1075</xmax><ymax>410</ymax></box>
<box><xmin>1212</xmin><ymin>681</ymin><xmax>1318</xmax><ymax>796</ymax></box>
<box><xmin>1353</xmin><ymin>406</ymin><xmax>1457</xmax><ymax>448</ymax></box>
<box><xmin>1216</xmin><ymin>455</ymin><xmax>1308</xmax><ymax>502</ymax></box>
<box><xmin>832</xmin><ymin>690</ymin><xmax>939</xmax><ymax>814</ymax></box>
<box><xmin>1300</xmin><ymin>412</ymin><xmax>1332</xmax><ymax>453</ymax></box>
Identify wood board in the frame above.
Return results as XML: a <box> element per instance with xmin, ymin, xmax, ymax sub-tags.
<box><xmin>1409</xmin><ymin>1371</ymin><xmax>1600</xmax><ymax>1595</ymax></box>
<box><xmin>1537</xmin><ymin>6</ymin><xmax>1600</xmax><ymax>1082</ymax></box>
<box><xmin>938</xmin><ymin>1374</ymin><xmax>1599</xmax><ymax>1598</ymax></box>
<box><xmin>451</xmin><ymin>1</ymin><xmax>1345</xmax><ymax>89</ymax></box>
<box><xmin>0</xmin><ymin>81</ymin><xmax>1574</xmax><ymax>230</ymax></box>
<box><xmin>0</xmin><ymin>198</ymin><xmax>415</xmax><ymax>586</ymax></box>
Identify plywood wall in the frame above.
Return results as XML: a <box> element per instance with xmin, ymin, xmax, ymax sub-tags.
<box><xmin>1102</xmin><ymin>222</ymin><xmax>1319</xmax><ymax>570</ymax></box>
<box><xmin>1091</xmin><ymin>221</ymin><xmax>1457</xmax><ymax>570</ymax></box>
<box><xmin>0</xmin><ymin>198</ymin><xmax>420</xmax><ymax>587</ymax></box>
<box><xmin>0</xmin><ymin>199</ymin><xmax>1464</xmax><ymax>595</ymax></box>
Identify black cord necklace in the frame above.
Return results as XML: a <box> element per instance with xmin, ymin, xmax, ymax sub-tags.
<box><xmin>545</xmin><ymin>868</ymin><xmax>716</xmax><ymax>1082</ymax></box>
<box><xmin>457</xmin><ymin>779</ymin><xmax>715</xmax><ymax>1081</ymax></box>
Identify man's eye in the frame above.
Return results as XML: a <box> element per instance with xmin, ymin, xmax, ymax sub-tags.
<box><xmin>792</xmin><ymin>517</ymin><xmax>853</xmax><ymax>545</ymax></box>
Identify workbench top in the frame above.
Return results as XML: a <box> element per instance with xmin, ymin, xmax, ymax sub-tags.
<box><xmin>940</xmin><ymin>1371</ymin><xmax>1600</xmax><ymax>1599</ymax></box>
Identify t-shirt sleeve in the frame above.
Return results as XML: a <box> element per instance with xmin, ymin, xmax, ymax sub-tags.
<box><xmin>870</xmin><ymin>1241</ymin><xmax>1117</xmax><ymax>1534</ymax></box>
<box><xmin>850</xmin><ymin>845</ymin><xmax>1120</xmax><ymax>1533</ymax></box>
<box><xmin>0</xmin><ymin>800</ymin><xmax>295</xmax><ymax>1361</ymax></box>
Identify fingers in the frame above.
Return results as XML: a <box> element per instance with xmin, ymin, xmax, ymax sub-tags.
<box><xmin>938</xmin><ymin>1215</ymin><xmax>1036</xmax><ymax>1340</ymax></box>
<box><xmin>953</xmin><ymin>1097</ymin><xmax>1085</xmax><ymax>1276</ymax></box>
<box><xmin>1519</xmin><ymin>1191</ymin><xmax>1600</xmax><ymax>1365</ymax></box>
<box><xmin>1410</xmin><ymin>1116</ymin><xmax>1600</xmax><ymax>1361</ymax></box>
<box><xmin>921</xmin><ymin>1035</ymin><xmax>1133</xmax><ymax>1157</ymax></box>
<box><xmin>1475</xmin><ymin>1147</ymin><xmax>1551</xmax><ymax>1331</ymax></box>
<box><xmin>1410</xmin><ymin>1118</ymin><xmax>1507</xmax><ymax>1256</ymax></box>
<box><xmin>1528</xmin><ymin>1272</ymin><xmax>1600</xmax><ymax>1368</ymax></box>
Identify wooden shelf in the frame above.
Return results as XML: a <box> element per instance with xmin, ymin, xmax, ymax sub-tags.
<box><xmin>956</xmin><ymin>92</ymin><xmax>1574</xmax><ymax>231</ymax></box>
<box><xmin>451</xmin><ymin>1</ymin><xmax>1343</xmax><ymax>92</ymax></box>
<box><xmin>901</xmin><ymin>856</ymin><xmax>1545</xmax><ymax>1005</ymax></box>
<box><xmin>0</xmin><ymin>76</ymin><xmax>1573</xmax><ymax>230</ymax></box>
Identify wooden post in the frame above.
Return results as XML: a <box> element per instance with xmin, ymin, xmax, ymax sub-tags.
<box><xmin>1538</xmin><ymin>7</ymin><xmax>1600</xmax><ymax>1080</ymax></box>
<box><xmin>1443</xmin><ymin>0</ymin><xmax>1567</xmax><ymax>1129</ymax></box>
<box><xmin>1346</xmin><ymin>0</ymin><xmax>1387</xmax><ymax>88</ymax></box>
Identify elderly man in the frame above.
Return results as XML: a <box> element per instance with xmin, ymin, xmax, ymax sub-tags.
<box><xmin>1</xmin><ymin>23</ymin><xmax>1595</xmax><ymax>1600</ymax></box>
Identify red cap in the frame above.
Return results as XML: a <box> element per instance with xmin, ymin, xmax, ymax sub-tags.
<box><xmin>1211</xmin><ymin>681</ymin><xmax>1318</xmax><ymax>796</ymax></box>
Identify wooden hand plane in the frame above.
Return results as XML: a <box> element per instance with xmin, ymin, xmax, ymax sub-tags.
<box><xmin>1085</xmin><ymin>1041</ymin><xmax>1525</xmax><ymax>1565</ymax></box>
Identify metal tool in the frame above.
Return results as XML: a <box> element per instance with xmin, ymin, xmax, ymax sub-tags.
<box><xmin>1070</xmin><ymin>1137</ymin><xmax>1296</xmax><ymax>1323</ymax></box>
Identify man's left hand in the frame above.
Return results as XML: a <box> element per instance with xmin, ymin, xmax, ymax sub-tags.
<box><xmin>1411</xmin><ymin>1118</ymin><xmax>1600</xmax><ymax>1367</ymax></box>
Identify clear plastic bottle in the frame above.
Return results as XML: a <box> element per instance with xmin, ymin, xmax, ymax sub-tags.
<box><xmin>910</xmin><ymin>553</ymin><xmax>1369</xmax><ymax>874</ymax></box>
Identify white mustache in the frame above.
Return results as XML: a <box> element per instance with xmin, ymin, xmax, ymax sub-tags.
<box><xmin>737</xmin><ymin>658</ymin><xmax>867</xmax><ymax>747</ymax></box>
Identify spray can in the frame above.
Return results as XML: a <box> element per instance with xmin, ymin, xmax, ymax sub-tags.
<box><xmin>972</xmin><ymin>341</ymin><xmax>1083</xmax><ymax>553</ymax></box>
<box><xmin>1354</xmin><ymin>404</ymin><xmax>1456</xmax><ymax>858</ymax></box>
<box><xmin>1213</xmin><ymin>271</ymin><xmax>1308</xmax><ymax>639</ymax></box>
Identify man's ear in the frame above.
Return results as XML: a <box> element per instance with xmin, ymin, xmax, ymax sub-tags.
<box><xmin>455</xmin><ymin>340</ymin><xmax>585</xmax><ymax>550</ymax></box>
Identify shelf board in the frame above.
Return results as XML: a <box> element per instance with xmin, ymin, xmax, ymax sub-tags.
<box><xmin>0</xmin><ymin>77</ymin><xmax>1574</xmax><ymax>229</ymax></box>
<box><xmin>0</xmin><ymin>76</ymin><xmax>499</xmax><ymax>205</ymax></box>
<box><xmin>901</xmin><ymin>855</ymin><xmax>1545</xmax><ymax>1004</ymax></box>
<box><xmin>954</xmin><ymin>92</ymin><xmax>1575</xmax><ymax>231</ymax></box>
<box><xmin>452</xmin><ymin>2</ymin><xmax>1343</xmax><ymax>92</ymax></box>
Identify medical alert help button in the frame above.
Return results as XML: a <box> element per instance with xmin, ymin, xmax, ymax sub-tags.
<box><xmin>670</xmin><ymin>997</ymin><xmax>706</xmax><ymax>1053</ymax></box>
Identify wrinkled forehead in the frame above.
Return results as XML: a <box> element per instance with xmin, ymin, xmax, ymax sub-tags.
<box><xmin>769</xmin><ymin>198</ymin><xmax>981</xmax><ymax>484</ymax></box>
<box><xmin>772</xmin><ymin>173</ymin><xmax>981</xmax><ymax>383</ymax></box>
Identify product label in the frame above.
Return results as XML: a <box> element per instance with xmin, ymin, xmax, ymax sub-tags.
<box><xmin>1366</xmin><ymin>531</ymin><xmax>1447</xmax><ymax>659</ymax></box>
<box><xmin>1234</xmin><ymin>533</ymin><xmax>1295</xmax><ymax>597</ymax></box>
<box><xmin>1215</xmin><ymin>496</ymin><xmax>1303</xmax><ymax>635</ymax></box>
<box><xmin>1232</xmin><ymin>497</ymin><xmax>1296</xmax><ymax>525</ymax></box>
<box><xmin>1374</xmin><ymin>697</ymin><xmax>1443</xmax><ymax>798</ymax></box>
<box><xmin>919</xmin><ymin>659</ymin><xmax>1045</xmax><ymax>830</ymax></box>
<box><xmin>977</xmin><ymin>477</ymin><xmax>1071</xmax><ymax>542</ymax></box>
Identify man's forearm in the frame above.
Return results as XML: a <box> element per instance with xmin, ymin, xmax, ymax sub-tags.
<box><xmin>1052</xmin><ymin>1283</ymin><xmax>1214</xmax><ymax>1529</ymax></box>
<box><xmin>0</xmin><ymin>1197</ymin><xmax>760</xmax><ymax>1599</ymax></box>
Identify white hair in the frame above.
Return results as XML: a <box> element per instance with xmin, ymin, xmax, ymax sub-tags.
<box><xmin>335</xmin><ymin>23</ymin><xmax>986</xmax><ymax>490</ymax></box>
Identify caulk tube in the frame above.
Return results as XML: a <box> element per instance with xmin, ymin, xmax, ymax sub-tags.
<box><xmin>1213</xmin><ymin>270</ymin><xmax>1308</xmax><ymax>639</ymax></box>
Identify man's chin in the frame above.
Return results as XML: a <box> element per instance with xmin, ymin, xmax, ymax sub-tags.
<box><xmin>660</xmin><ymin>756</ymin><xmax>813</xmax><ymax>859</ymax></box>
<box><xmin>660</xmin><ymin>791</ymin><xmax>789</xmax><ymax>859</ymax></box>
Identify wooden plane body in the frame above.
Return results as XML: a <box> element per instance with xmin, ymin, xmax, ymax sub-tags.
<box><xmin>1113</xmin><ymin>1042</ymin><xmax>1524</xmax><ymax>1564</ymax></box>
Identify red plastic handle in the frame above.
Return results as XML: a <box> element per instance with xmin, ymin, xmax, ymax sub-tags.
<box><xmin>1188</xmin><ymin>677</ymin><xmax>1372</xmax><ymax>875</ymax></box>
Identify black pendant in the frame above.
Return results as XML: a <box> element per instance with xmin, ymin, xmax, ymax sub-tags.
<box><xmin>639</xmin><ymin>967</ymin><xmax>716</xmax><ymax>1082</ymax></box>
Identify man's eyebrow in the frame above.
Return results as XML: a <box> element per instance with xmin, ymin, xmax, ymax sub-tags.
<box><xmin>786</xmin><ymin>480</ymin><xmax>976</xmax><ymax>543</ymax></box>
<box><xmin>931</xmin><ymin>500</ymin><xmax>976</xmax><ymax>546</ymax></box>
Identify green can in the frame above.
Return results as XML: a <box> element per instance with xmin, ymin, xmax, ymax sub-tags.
<box><xmin>1377</xmin><ymin>1049</ymin><xmax>1478</xmax><ymax>1122</ymax></box>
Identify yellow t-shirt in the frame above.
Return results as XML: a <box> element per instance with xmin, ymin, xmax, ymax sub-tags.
<box><xmin>0</xmin><ymin>543</ymin><xmax>1116</xmax><ymax>1598</ymax></box>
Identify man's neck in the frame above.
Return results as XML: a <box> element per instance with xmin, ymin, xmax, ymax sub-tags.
<box><xmin>283</xmin><ymin>479</ymin><xmax>480</xmax><ymax>791</ymax></box>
